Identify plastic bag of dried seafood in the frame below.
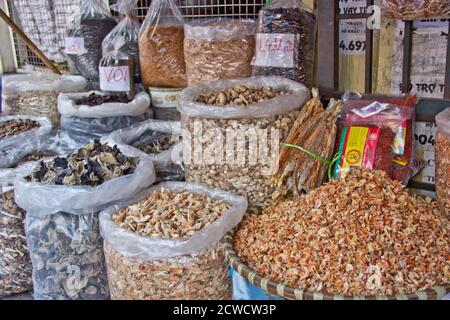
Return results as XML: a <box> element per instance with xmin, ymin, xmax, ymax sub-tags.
<box><xmin>58</xmin><ymin>91</ymin><xmax>152</xmax><ymax>145</ymax></box>
<box><xmin>1</xmin><ymin>73</ymin><xmax>87</xmax><ymax>127</ymax></box>
<box><xmin>383</xmin><ymin>0</ymin><xmax>450</xmax><ymax>20</ymax></box>
<box><xmin>100</xmin><ymin>181</ymin><xmax>248</xmax><ymax>300</ymax></box>
<box><xmin>435</xmin><ymin>108</ymin><xmax>450</xmax><ymax>216</ymax></box>
<box><xmin>0</xmin><ymin>116</ymin><xmax>53</xmax><ymax>151</ymax></box>
<box><xmin>178</xmin><ymin>76</ymin><xmax>309</xmax><ymax>212</ymax></box>
<box><xmin>0</xmin><ymin>141</ymin><xmax>69</xmax><ymax>297</ymax></box>
<box><xmin>102</xmin><ymin>119</ymin><xmax>184</xmax><ymax>182</ymax></box>
<box><xmin>13</xmin><ymin>143</ymin><xmax>156</xmax><ymax>300</ymax></box>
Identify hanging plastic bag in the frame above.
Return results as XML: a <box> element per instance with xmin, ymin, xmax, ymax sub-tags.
<box><xmin>252</xmin><ymin>0</ymin><xmax>317</xmax><ymax>88</ymax></box>
<box><xmin>14</xmin><ymin>142</ymin><xmax>156</xmax><ymax>300</ymax></box>
<box><xmin>139</xmin><ymin>0</ymin><xmax>187</xmax><ymax>88</ymax></box>
<box><xmin>58</xmin><ymin>91</ymin><xmax>152</xmax><ymax>145</ymax></box>
<box><xmin>102</xmin><ymin>119</ymin><xmax>184</xmax><ymax>182</ymax></box>
<box><xmin>100</xmin><ymin>181</ymin><xmax>247</xmax><ymax>300</ymax></box>
<box><xmin>65</xmin><ymin>0</ymin><xmax>117</xmax><ymax>84</ymax></box>
<box><xmin>435</xmin><ymin>108</ymin><xmax>450</xmax><ymax>215</ymax></box>
<box><xmin>1</xmin><ymin>73</ymin><xmax>87</xmax><ymax>127</ymax></box>
<box><xmin>100</xmin><ymin>0</ymin><xmax>141</xmax><ymax>92</ymax></box>
<box><xmin>184</xmin><ymin>18</ymin><xmax>256</xmax><ymax>86</ymax></box>
<box><xmin>0</xmin><ymin>116</ymin><xmax>52</xmax><ymax>150</ymax></box>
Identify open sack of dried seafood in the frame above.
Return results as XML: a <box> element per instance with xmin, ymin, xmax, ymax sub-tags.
<box><xmin>0</xmin><ymin>116</ymin><xmax>53</xmax><ymax>151</ymax></box>
<box><xmin>0</xmin><ymin>140</ymin><xmax>70</xmax><ymax>298</ymax></box>
<box><xmin>1</xmin><ymin>73</ymin><xmax>87</xmax><ymax>127</ymax></box>
<box><xmin>436</xmin><ymin>109</ymin><xmax>450</xmax><ymax>216</ymax></box>
<box><xmin>102</xmin><ymin>119</ymin><xmax>184</xmax><ymax>182</ymax></box>
<box><xmin>13</xmin><ymin>140</ymin><xmax>156</xmax><ymax>300</ymax></box>
<box><xmin>179</xmin><ymin>76</ymin><xmax>310</xmax><ymax>213</ymax></box>
<box><xmin>100</xmin><ymin>181</ymin><xmax>247</xmax><ymax>300</ymax></box>
<box><xmin>383</xmin><ymin>0</ymin><xmax>450</xmax><ymax>20</ymax></box>
<box><xmin>58</xmin><ymin>91</ymin><xmax>152</xmax><ymax>146</ymax></box>
<box><xmin>231</xmin><ymin>169</ymin><xmax>449</xmax><ymax>300</ymax></box>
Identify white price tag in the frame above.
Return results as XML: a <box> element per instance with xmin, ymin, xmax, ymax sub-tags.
<box><xmin>254</xmin><ymin>33</ymin><xmax>296</xmax><ymax>68</ymax></box>
<box><xmin>99</xmin><ymin>66</ymin><xmax>131</xmax><ymax>92</ymax></box>
<box><xmin>65</xmin><ymin>37</ymin><xmax>85</xmax><ymax>55</ymax></box>
<box><xmin>412</xmin><ymin>122</ymin><xmax>437</xmax><ymax>185</ymax></box>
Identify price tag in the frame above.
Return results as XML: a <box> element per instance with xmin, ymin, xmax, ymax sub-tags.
<box><xmin>412</xmin><ymin>122</ymin><xmax>437</xmax><ymax>185</ymax></box>
<box><xmin>254</xmin><ymin>33</ymin><xmax>296</xmax><ymax>68</ymax></box>
<box><xmin>65</xmin><ymin>37</ymin><xmax>85</xmax><ymax>55</ymax></box>
<box><xmin>99</xmin><ymin>66</ymin><xmax>131</xmax><ymax>92</ymax></box>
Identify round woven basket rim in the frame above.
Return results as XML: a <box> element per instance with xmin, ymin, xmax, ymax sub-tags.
<box><xmin>224</xmin><ymin>234</ymin><xmax>450</xmax><ymax>300</ymax></box>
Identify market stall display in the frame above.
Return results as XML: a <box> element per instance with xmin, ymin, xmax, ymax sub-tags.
<box><xmin>139</xmin><ymin>0</ymin><xmax>187</xmax><ymax>88</ymax></box>
<box><xmin>103</xmin><ymin>119</ymin><xmax>184</xmax><ymax>182</ymax></box>
<box><xmin>100</xmin><ymin>0</ymin><xmax>142</xmax><ymax>93</ymax></box>
<box><xmin>0</xmin><ymin>116</ymin><xmax>52</xmax><ymax>151</ymax></box>
<box><xmin>252</xmin><ymin>0</ymin><xmax>316</xmax><ymax>88</ymax></box>
<box><xmin>232</xmin><ymin>169</ymin><xmax>449</xmax><ymax>299</ymax></box>
<box><xmin>272</xmin><ymin>90</ymin><xmax>341</xmax><ymax>199</ymax></box>
<box><xmin>436</xmin><ymin>108</ymin><xmax>450</xmax><ymax>216</ymax></box>
<box><xmin>14</xmin><ymin>140</ymin><xmax>156</xmax><ymax>300</ymax></box>
<box><xmin>383</xmin><ymin>0</ymin><xmax>450</xmax><ymax>20</ymax></box>
<box><xmin>184</xmin><ymin>19</ymin><xmax>256</xmax><ymax>86</ymax></box>
<box><xmin>58</xmin><ymin>91</ymin><xmax>152</xmax><ymax>145</ymax></box>
<box><xmin>179</xmin><ymin>76</ymin><xmax>309</xmax><ymax>212</ymax></box>
<box><xmin>65</xmin><ymin>0</ymin><xmax>117</xmax><ymax>84</ymax></box>
<box><xmin>1</xmin><ymin>73</ymin><xmax>86</xmax><ymax>127</ymax></box>
<box><xmin>100</xmin><ymin>182</ymin><xmax>247</xmax><ymax>300</ymax></box>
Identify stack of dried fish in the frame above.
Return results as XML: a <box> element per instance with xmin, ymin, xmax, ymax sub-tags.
<box><xmin>272</xmin><ymin>89</ymin><xmax>342</xmax><ymax>199</ymax></box>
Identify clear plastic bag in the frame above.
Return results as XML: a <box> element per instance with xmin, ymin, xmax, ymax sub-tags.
<box><xmin>65</xmin><ymin>0</ymin><xmax>117</xmax><ymax>83</ymax></box>
<box><xmin>14</xmin><ymin>144</ymin><xmax>156</xmax><ymax>300</ymax></box>
<box><xmin>0</xmin><ymin>116</ymin><xmax>53</xmax><ymax>150</ymax></box>
<box><xmin>1</xmin><ymin>73</ymin><xmax>87</xmax><ymax>127</ymax></box>
<box><xmin>435</xmin><ymin>108</ymin><xmax>450</xmax><ymax>216</ymax></box>
<box><xmin>179</xmin><ymin>76</ymin><xmax>309</xmax><ymax>212</ymax></box>
<box><xmin>102</xmin><ymin>119</ymin><xmax>184</xmax><ymax>182</ymax></box>
<box><xmin>383</xmin><ymin>0</ymin><xmax>450</xmax><ymax>20</ymax></box>
<box><xmin>184</xmin><ymin>19</ymin><xmax>256</xmax><ymax>86</ymax></box>
<box><xmin>99</xmin><ymin>181</ymin><xmax>247</xmax><ymax>300</ymax></box>
<box><xmin>138</xmin><ymin>0</ymin><xmax>187</xmax><ymax>88</ymax></box>
<box><xmin>101</xmin><ymin>0</ymin><xmax>141</xmax><ymax>85</ymax></box>
<box><xmin>252</xmin><ymin>0</ymin><xmax>317</xmax><ymax>88</ymax></box>
<box><xmin>60</xmin><ymin>108</ymin><xmax>153</xmax><ymax>146</ymax></box>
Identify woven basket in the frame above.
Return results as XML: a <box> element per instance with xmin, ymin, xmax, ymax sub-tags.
<box><xmin>383</xmin><ymin>0</ymin><xmax>450</xmax><ymax>20</ymax></box>
<box><xmin>224</xmin><ymin>234</ymin><xmax>450</xmax><ymax>300</ymax></box>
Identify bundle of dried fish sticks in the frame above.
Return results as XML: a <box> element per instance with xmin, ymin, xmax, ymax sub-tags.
<box><xmin>272</xmin><ymin>89</ymin><xmax>342</xmax><ymax>199</ymax></box>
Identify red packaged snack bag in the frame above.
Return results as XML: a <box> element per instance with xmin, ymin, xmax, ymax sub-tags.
<box><xmin>334</xmin><ymin>100</ymin><xmax>416</xmax><ymax>184</ymax></box>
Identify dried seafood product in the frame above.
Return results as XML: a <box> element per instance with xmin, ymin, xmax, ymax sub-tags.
<box><xmin>253</xmin><ymin>1</ymin><xmax>316</xmax><ymax>87</ymax></box>
<box><xmin>180</xmin><ymin>77</ymin><xmax>310</xmax><ymax>213</ymax></box>
<box><xmin>196</xmin><ymin>85</ymin><xmax>289</xmax><ymax>107</ymax></box>
<box><xmin>184</xmin><ymin>19</ymin><xmax>256</xmax><ymax>86</ymax></box>
<box><xmin>75</xmin><ymin>93</ymin><xmax>132</xmax><ymax>106</ymax></box>
<box><xmin>383</xmin><ymin>0</ymin><xmax>450</xmax><ymax>20</ymax></box>
<box><xmin>12</xmin><ymin>151</ymin><xmax>58</xmax><ymax>168</ymax></box>
<box><xmin>137</xmin><ymin>133</ymin><xmax>180</xmax><ymax>157</ymax></box>
<box><xmin>235</xmin><ymin>169</ymin><xmax>449</xmax><ymax>297</ymax></box>
<box><xmin>0</xmin><ymin>119</ymin><xmax>39</xmax><ymax>140</ymax></box>
<box><xmin>139</xmin><ymin>0</ymin><xmax>187</xmax><ymax>88</ymax></box>
<box><xmin>28</xmin><ymin>140</ymin><xmax>138</xmax><ymax>186</ymax></box>
<box><xmin>436</xmin><ymin>109</ymin><xmax>450</xmax><ymax>216</ymax></box>
<box><xmin>100</xmin><ymin>182</ymin><xmax>247</xmax><ymax>300</ymax></box>
<box><xmin>272</xmin><ymin>90</ymin><xmax>341</xmax><ymax>199</ymax></box>
<box><xmin>0</xmin><ymin>191</ymin><xmax>32</xmax><ymax>297</ymax></box>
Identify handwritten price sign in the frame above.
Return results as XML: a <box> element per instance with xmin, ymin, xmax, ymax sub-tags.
<box><xmin>254</xmin><ymin>33</ymin><xmax>295</xmax><ymax>68</ymax></box>
<box><xmin>99</xmin><ymin>66</ymin><xmax>131</xmax><ymax>92</ymax></box>
<box><xmin>65</xmin><ymin>37</ymin><xmax>85</xmax><ymax>55</ymax></box>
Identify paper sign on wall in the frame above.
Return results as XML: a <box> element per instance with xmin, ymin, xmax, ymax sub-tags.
<box><xmin>254</xmin><ymin>33</ymin><xmax>296</xmax><ymax>68</ymax></box>
<box><xmin>99</xmin><ymin>66</ymin><xmax>131</xmax><ymax>92</ymax></box>
<box><xmin>65</xmin><ymin>37</ymin><xmax>85</xmax><ymax>55</ymax></box>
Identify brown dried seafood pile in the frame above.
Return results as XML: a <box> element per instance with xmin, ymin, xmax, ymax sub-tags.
<box><xmin>272</xmin><ymin>89</ymin><xmax>341</xmax><ymax>199</ymax></box>
<box><xmin>138</xmin><ymin>133</ymin><xmax>181</xmax><ymax>157</ymax></box>
<box><xmin>105</xmin><ymin>188</ymin><xmax>232</xmax><ymax>300</ymax></box>
<box><xmin>235</xmin><ymin>169</ymin><xmax>449</xmax><ymax>297</ymax></box>
<box><xmin>28</xmin><ymin>140</ymin><xmax>138</xmax><ymax>186</ymax></box>
<box><xmin>0</xmin><ymin>119</ymin><xmax>39</xmax><ymax>140</ymax></box>
<box><xmin>12</xmin><ymin>151</ymin><xmax>58</xmax><ymax>168</ymax></box>
<box><xmin>196</xmin><ymin>85</ymin><xmax>289</xmax><ymax>107</ymax></box>
<box><xmin>113</xmin><ymin>189</ymin><xmax>230</xmax><ymax>238</ymax></box>
<box><xmin>75</xmin><ymin>93</ymin><xmax>131</xmax><ymax>106</ymax></box>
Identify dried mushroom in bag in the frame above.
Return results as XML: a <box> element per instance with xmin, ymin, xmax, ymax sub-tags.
<box><xmin>139</xmin><ymin>0</ymin><xmax>187</xmax><ymax>88</ymax></box>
